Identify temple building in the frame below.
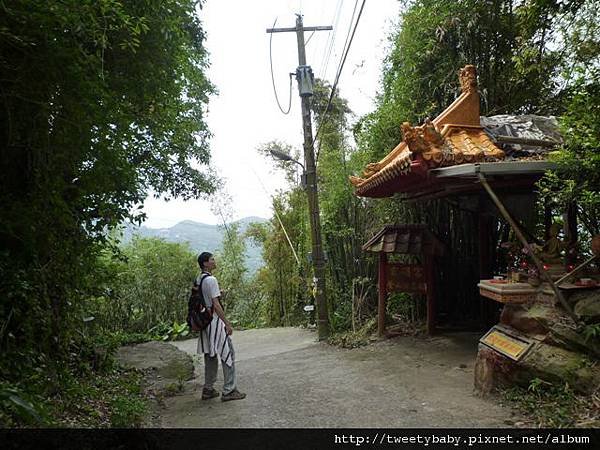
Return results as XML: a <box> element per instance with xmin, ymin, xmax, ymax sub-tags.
<box><xmin>351</xmin><ymin>65</ymin><xmax>600</xmax><ymax>395</ymax></box>
<box><xmin>351</xmin><ymin>65</ymin><xmax>562</xmax><ymax>333</ymax></box>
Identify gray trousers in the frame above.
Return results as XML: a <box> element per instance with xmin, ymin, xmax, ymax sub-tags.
<box><xmin>204</xmin><ymin>336</ymin><xmax>236</xmax><ymax>394</ymax></box>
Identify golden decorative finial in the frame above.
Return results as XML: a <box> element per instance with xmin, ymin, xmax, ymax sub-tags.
<box><xmin>459</xmin><ymin>65</ymin><xmax>477</xmax><ymax>94</ymax></box>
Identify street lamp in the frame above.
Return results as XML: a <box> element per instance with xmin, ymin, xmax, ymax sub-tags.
<box><xmin>269</xmin><ymin>149</ymin><xmax>305</xmax><ymax>170</ymax></box>
<box><xmin>269</xmin><ymin>149</ymin><xmax>306</xmax><ymax>187</ymax></box>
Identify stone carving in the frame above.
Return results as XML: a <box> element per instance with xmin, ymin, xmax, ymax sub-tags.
<box><xmin>401</xmin><ymin>120</ymin><xmax>448</xmax><ymax>164</ymax></box>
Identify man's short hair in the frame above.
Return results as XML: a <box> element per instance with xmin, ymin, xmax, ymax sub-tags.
<box><xmin>198</xmin><ymin>252</ymin><xmax>213</xmax><ymax>269</ymax></box>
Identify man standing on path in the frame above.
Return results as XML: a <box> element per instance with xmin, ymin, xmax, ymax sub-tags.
<box><xmin>196</xmin><ymin>252</ymin><xmax>246</xmax><ymax>402</ymax></box>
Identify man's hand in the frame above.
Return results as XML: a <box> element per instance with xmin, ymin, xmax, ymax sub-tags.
<box><xmin>225</xmin><ymin>323</ymin><xmax>233</xmax><ymax>336</ymax></box>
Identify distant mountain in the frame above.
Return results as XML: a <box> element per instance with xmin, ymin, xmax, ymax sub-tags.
<box><xmin>120</xmin><ymin>216</ymin><xmax>268</xmax><ymax>274</ymax></box>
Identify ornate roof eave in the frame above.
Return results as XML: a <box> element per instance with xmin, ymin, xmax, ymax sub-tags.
<box><xmin>351</xmin><ymin>65</ymin><xmax>506</xmax><ymax>198</ymax></box>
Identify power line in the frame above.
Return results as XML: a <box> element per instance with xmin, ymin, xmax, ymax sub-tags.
<box><xmin>315</xmin><ymin>0</ymin><xmax>359</xmax><ymax>148</ymax></box>
<box><xmin>269</xmin><ymin>18</ymin><xmax>293</xmax><ymax>115</ymax></box>
<box><xmin>315</xmin><ymin>0</ymin><xmax>367</xmax><ymax>162</ymax></box>
<box><xmin>337</xmin><ymin>0</ymin><xmax>360</xmax><ymax>82</ymax></box>
<box><xmin>319</xmin><ymin>0</ymin><xmax>343</xmax><ymax>80</ymax></box>
<box><xmin>321</xmin><ymin>0</ymin><xmax>361</xmax><ymax>120</ymax></box>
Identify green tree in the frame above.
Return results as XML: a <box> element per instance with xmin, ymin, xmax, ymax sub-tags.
<box><xmin>255</xmin><ymin>78</ymin><xmax>379</xmax><ymax>332</ymax></box>
<box><xmin>0</xmin><ymin>0</ymin><xmax>215</xmax><ymax>385</ymax></box>
<box><xmin>537</xmin><ymin>0</ymin><xmax>600</xmax><ymax>239</ymax></box>
<box><xmin>246</xmin><ymin>189</ymin><xmax>309</xmax><ymax>327</ymax></box>
<box><xmin>214</xmin><ymin>222</ymin><xmax>248</xmax><ymax>315</ymax></box>
<box><xmin>539</xmin><ymin>71</ymin><xmax>600</xmax><ymax>238</ymax></box>
<box><xmin>90</xmin><ymin>237</ymin><xmax>197</xmax><ymax>334</ymax></box>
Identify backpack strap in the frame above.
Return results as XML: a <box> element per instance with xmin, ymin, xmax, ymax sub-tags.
<box><xmin>193</xmin><ymin>272</ymin><xmax>210</xmax><ymax>286</ymax></box>
<box><xmin>195</xmin><ymin>272</ymin><xmax>211</xmax><ymax>308</ymax></box>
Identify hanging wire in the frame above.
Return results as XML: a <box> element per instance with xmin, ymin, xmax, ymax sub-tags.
<box><xmin>250</xmin><ymin>167</ymin><xmax>300</xmax><ymax>266</ymax></box>
<box><xmin>315</xmin><ymin>0</ymin><xmax>367</xmax><ymax>163</ymax></box>
<box><xmin>269</xmin><ymin>17</ymin><xmax>293</xmax><ymax>115</ymax></box>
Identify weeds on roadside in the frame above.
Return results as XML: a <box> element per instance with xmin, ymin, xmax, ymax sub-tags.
<box><xmin>502</xmin><ymin>378</ymin><xmax>600</xmax><ymax>427</ymax></box>
<box><xmin>328</xmin><ymin>318</ymin><xmax>377</xmax><ymax>348</ymax></box>
<box><xmin>1</xmin><ymin>331</ymin><xmax>149</xmax><ymax>428</ymax></box>
<box><xmin>48</xmin><ymin>368</ymin><xmax>147</xmax><ymax>428</ymax></box>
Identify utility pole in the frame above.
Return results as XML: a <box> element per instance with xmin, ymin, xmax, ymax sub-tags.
<box><xmin>267</xmin><ymin>15</ymin><xmax>332</xmax><ymax>340</ymax></box>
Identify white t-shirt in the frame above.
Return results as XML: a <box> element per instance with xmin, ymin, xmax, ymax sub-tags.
<box><xmin>197</xmin><ymin>273</ymin><xmax>220</xmax><ymax>308</ymax></box>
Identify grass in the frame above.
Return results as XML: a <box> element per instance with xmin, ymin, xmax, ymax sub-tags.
<box><xmin>501</xmin><ymin>378</ymin><xmax>600</xmax><ymax>428</ymax></box>
<box><xmin>46</xmin><ymin>367</ymin><xmax>148</xmax><ymax>428</ymax></box>
<box><xmin>328</xmin><ymin>318</ymin><xmax>378</xmax><ymax>348</ymax></box>
<box><xmin>1</xmin><ymin>330</ymin><xmax>152</xmax><ymax>428</ymax></box>
<box><xmin>1</xmin><ymin>367</ymin><xmax>148</xmax><ymax>428</ymax></box>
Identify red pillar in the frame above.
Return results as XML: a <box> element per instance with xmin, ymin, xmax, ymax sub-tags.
<box><xmin>378</xmin><ymin>252</ymin><xmax>388</xmax><ymax>337</ymax></box>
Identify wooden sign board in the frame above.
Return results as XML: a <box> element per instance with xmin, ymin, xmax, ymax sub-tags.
<box><xmin>480</xmin><ymin>326</ymin><xmax>534</xmax><ymax>361</ymax></box>
<box><xmin>387</xmin><ymin>264</ymin><xmax>426</xmax><ymax>294</ymax></box>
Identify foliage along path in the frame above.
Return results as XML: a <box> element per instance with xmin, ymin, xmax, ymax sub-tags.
<box><xmin>159</xmin><ymin>327</ymin><xmax>521</xmax><ymax>427</ymax></box>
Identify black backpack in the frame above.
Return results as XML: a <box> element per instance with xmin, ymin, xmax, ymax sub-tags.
<box><xmin>187</xmin><ymin>273</ymin><xmax>213</xmax><ymax>332</ymax></box>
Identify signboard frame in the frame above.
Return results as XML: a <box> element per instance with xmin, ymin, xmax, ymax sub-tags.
<box><xmin>480</xmin><ymin>325</ymin><xmax>534</xmax><ymax>361</ymax></box>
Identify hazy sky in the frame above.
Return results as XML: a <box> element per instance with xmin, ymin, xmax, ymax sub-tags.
<box><xmin>142</xmin><ymin>0</ymin><xmax>400</xmax><ymax>228</ymax></box>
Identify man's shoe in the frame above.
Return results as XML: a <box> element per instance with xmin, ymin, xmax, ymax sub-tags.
<box><xmin>221</xmin><ymin>389</ymin><xmax>246</xmax><ymax>402</ymax></box>
<box><xmin>201</xmin><ymin>387</ymin><xmax>219</xmax><ymax>400</ymax></box>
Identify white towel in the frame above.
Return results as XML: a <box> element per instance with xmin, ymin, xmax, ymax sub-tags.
<box><xmin>197</xmin><ymin>315</ymin><xmax>233</xmax><ymax>367</ymax></box>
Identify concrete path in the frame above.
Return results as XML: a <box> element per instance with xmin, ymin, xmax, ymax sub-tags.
<box><xmin>163</xmin><ymin>327</ymin><xmax>520</xmax><ymax>427</ymax></box>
